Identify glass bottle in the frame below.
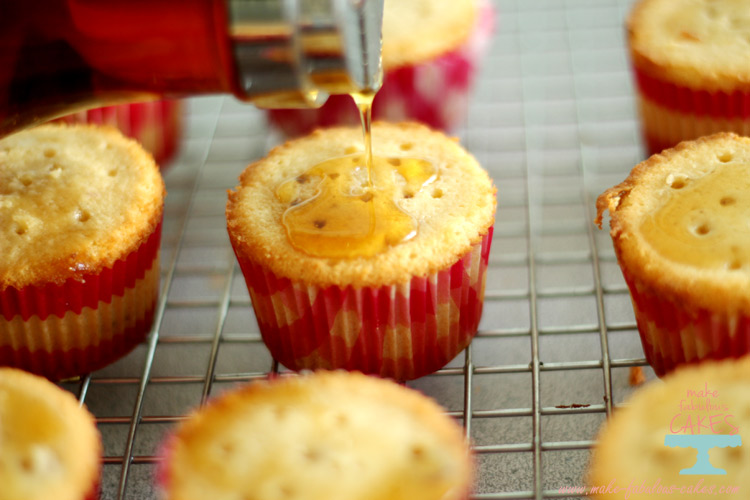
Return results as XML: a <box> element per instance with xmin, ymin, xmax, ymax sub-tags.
<box><xmin>0</xmin><ymin>0</ymin><xmax>383</xmax><ymax>136</ymax></box>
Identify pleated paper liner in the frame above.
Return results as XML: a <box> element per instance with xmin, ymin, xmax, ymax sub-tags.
<box><xmin>233</xmin><ymin>228</ymin><xmax>492</xmax><ymax>381</ymax></box>
<box><xmin>83</xmin><ymin>473</ymin><xmax>101</xmax><ymax>500</ymax></box>
<box><xmin>632</xmin><ymin>66</ymin><xmax>750</xmax><ymax>156</ymax></box>
<box><xmin>622</xmin><ymin>268</ymin><xmax>750</xmax><ymax>378</ymax></box>
<box><xmin>0</xmin><ymin>223</ymin><xmax>162</xmax><ymax>380</ymax></box>
<box><xmin>57</xmin><ymin>100</ymin><xmax>183</xmax><ymax>167</ymax></box>
<box><xmin>267</xmin><ymin>0</ymin><xmax>495</xmax><ymax>138</ymax></box>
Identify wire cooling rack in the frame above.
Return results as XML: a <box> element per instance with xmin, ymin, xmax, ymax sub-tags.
<box><xmin>58</xmin><ymin>0</ymin><xmax>656</xmax><ymax>498</ymax></box>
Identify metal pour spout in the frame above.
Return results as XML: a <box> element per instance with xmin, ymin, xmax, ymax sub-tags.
<box><xmin>228</xmin><ymin>0</ymin><xmax>384</xmax><ymax>108</ymax></box>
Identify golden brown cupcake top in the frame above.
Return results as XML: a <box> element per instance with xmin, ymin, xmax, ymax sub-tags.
<box><xmin>0</xmin><ymin>368</ymin><xmax>101</xmax><ymax>500</ymax></box>
<box><xmin>382</xmin><ymin>0</ymin><xmax>476</xmax><ymax>70</ymax></box>
<box><xmin>164</xmin><ymin>371</ymin><xmax>474</xmax><ymax>500</ymax></box>
<box><xmin>628</xmin><ymin>0</ymin><xmax>750</xmax><ymax>91</ymax></box>
<box><xmin>0</xmin><ymin>124</ymin><xmax>165</xmax><ymax>290</ymax></box>
<box><xmin>588</xmin><ymin>357</ymin><xmax>750</xmax><ymax>498</ymax></box>
<box><xmin>227</xmin><ymin>122</ymin><xmax>496</xmax><ymax>288</ymax></box>
<box><xmin>596</xmin><ymin>132</ymin><xmax>750</xmax><ymax>314</ymax></box>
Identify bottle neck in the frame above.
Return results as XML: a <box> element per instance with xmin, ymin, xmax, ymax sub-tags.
<box><xmin>228</xmin><ymin>0</ymin><xmax>383</xmax><ymax>108</ymax></box>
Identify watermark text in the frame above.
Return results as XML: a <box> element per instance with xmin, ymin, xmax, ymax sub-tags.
<box><xmin>559</xmin><ymin>478</ymin><xmax>739</xmax><ymax>497</ymax></box>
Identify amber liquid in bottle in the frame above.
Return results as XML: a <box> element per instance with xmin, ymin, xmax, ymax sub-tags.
<box><xmin>0</xmin><ymin>0</ymin><xmax>237</xmax><ymax>136</ymax></box>
<box><xmin>278</xmin><ymin>93</ymin><xmax>437</xmax><ymax>259</ymax></box>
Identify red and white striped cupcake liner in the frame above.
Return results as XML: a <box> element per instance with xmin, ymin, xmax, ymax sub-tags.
<box><xmin>0</xmin><ymin>223</ymin><xmax>162</xmax><ymax>380</ymax></box>
<box><xmin>232</xmin><ymin>228</ymin><xmax>493</xmax><ymax>381</ymax></box>
<box><xmin>632</xmin><ymin>66</ymin><xmax>750</xmax><ymax>156</ymax></box>
<box><xmin>622</xmin><ymin>267</ymin><xmax>750</xmax><ymax>377</ymax></box>
<box><xmin>83</xmin><ymin>477</ymin><xmax>101</xmax><ymax>500</ymax></box>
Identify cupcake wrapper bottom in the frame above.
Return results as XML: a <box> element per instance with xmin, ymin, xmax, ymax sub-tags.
<box><xmin>234</xmin><ymin>228</ymin><xmax>493</xmax><ymax>381</ymax></box>
<box><xmin>267</xmin><ymin>0</ymin><xmax>495</xmax><ymax>137</ymax></box>
<box><xmin>0</xmin><ymin>225</ymin><xmax>162</xmax><ymax>380</ymax></box>
<box><xmin>84</xmin><ymin>471</ymin><xmax>101</xmax><ymax>500</ymax></box>
<box><xmin>632</xmin><ymin>66</ymin><xmax>750</xmax><ymax>155</ymax></box>
<box><xmin>638</xmin><ymin>95</ymin><xmax>750</xmax><ymax>156</ymax></box>
<box><xmin>0</xmin><ymin>302</ymin><xmax>156</xmax><ymax>380</ymax></box>
<box><xmin>623</xmin><ymin>270</ymin><xmax>750</xmax><ymax>377</ymax></box>
<box><xmin>57</xmin><ymin>100</ymin><xmax>183</xmax><ymax>167</ymax></box>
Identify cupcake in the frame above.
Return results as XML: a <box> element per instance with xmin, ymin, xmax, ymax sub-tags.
<box><xmin>587</xmin><ymin>357</ymin><xmax>749</xmax><ymax>498</ymax></box>
<box><xmin>159</xmin><ymin>371</ymin><xmax>474</xmax><ymax>500</ymax></box>
<box><xmin>595</xmin><ymin>132</ymin><xmax>750</xmax><ymax>377</ymax></box>
<box><xmin>0</xmin><ymin>124</ymin><xmax>165</xmax><ymax>380</ymax></box>
<box><xmin>57</xmin><ymin>99</ymin><xmax>183</xmax><ymax>167</ymax></box>
<box><xmin>227</xmin><ymin>122</ymin><xmax>495</xmax><ymax>380</ymax></box>
<box><xmin>628</xmin><ymin>0</ymin><xmax>750</xmax><ymax>156</ymax></box>
<box><xmin>0</xmin><ymin>367</ymin><xmax>101</xmax><ymax>500</ymax></box>
<box><xmin>267</xmin><ymin>0</ymin><xmax>494</xmax><ymax>137</ymax></box>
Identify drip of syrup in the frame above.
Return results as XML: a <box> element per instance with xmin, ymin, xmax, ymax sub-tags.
<box><xmin>351</xmin><ymin>89</ymin><xmax>377</xmax><ymax>187</ymax></box>
<box><xmin>277</xmin><ymin>92</ymin><xmax>437</xmax><ymax>259</ymax></box>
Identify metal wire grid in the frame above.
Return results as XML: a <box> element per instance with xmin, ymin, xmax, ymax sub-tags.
<box><xmin>55</xmin><ymin>0</ymin><xmax>658</xmax><ymax>498</ymax></box>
